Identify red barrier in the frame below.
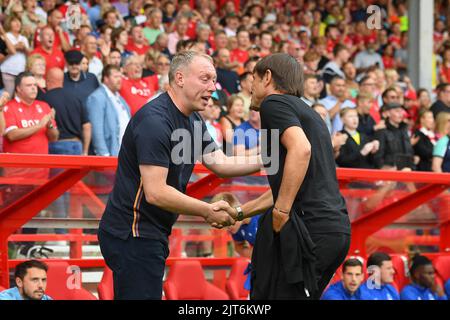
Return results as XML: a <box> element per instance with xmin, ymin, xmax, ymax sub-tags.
<box><xmin>1</xmin><ymin>154</ymin><xmax>450</xmax><ymax>288</ymax></box>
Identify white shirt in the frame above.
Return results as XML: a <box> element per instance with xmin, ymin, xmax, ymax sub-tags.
<box><xmin>102</xmin><ymin>85</ymin><xmax>130</xmax><ymax>148</ymax></box>
<box><xmin>89</xmin><ymin>56</ymin><xmax>104</xmax><ymax>82</ymax></box>
<box><xmin>0</xmin><ymin>33</ymin><xmax>29</xmax><ymax>75</ymax></box>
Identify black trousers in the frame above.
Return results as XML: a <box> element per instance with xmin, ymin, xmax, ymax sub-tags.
<box><xmin>98</xmin><ymin>228</ymin><xmax>169</xmax><ymax>300</ymax></box>
<box><xmin>311</xmin><ymin>232</ymin><xmax>351</xmax><ymax>299</ymax></box>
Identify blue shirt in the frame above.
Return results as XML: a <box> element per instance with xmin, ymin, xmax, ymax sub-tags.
<box><xmin>233</xmin><ymin>121</ymin><xmax>260</xmax><ymax>150</ymax></box>
<box><xmin>321</xmin><ymin>281</ymin><xmax>361</xmax><ymax>300</ymax></box>
<box><xmin>0</xmin><ymin>287</ymin><xmax>52</xmax><ymax>300</ymax></box>
<box><xmin>231</xmin><ymin>215</ymin><xmax>260</xmax><ymax>246</ymax></box>
<box><xmin>400</xmin><ymin>283</ymin><xmax>448</xmax><ymax>300</ymax></box>
<box><xmin>358</xmin><ymin>281</ymin><xmax>400</xmax><ymax>300</ymax></box>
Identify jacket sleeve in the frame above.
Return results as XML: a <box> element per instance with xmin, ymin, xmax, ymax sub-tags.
<box><xmin>372</xmin><ymin>130</ymin><xmax>386</xmax><ymax>168</ymax></box>
<box><xmin>336</xmin><ymin>139</ymin><xmax>362</xmax><ymax>168</ymax></box>
<box><xmin>413</xmin><ymin>133</ymin><xmax>433</xmax><ymax>160</ymax></box>
<box><xmin>321</xmin><ymin>286</ymin><xmax>342</xmax><ymax>300</ymax></box>
<box><xmin>86</xmin><ymin>92</ymin><xmax>109</xmax><ymax>156</ymax></box>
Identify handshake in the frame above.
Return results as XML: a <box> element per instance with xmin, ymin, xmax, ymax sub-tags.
<box><xmin>203</xmin><ymin>200</ymin><xmax>239</xmax><ymax>229</ymax></box>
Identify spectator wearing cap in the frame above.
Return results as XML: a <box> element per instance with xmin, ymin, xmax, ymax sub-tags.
<box><xmin>63</xmin><ymin>50</ymin><xmax>99</xmax><ymax>106</ymax></box>
<box><xmin>237</xmin><ymin>72</ymin><xmax>253</xmax><ymax>119</ymax></box>
<box><xmin>215</xmin><ymin>48</ymin><xmax>240</xmax><ymax>95</ymax></box>
<box><xmin>430</xmin><ymin>83</ymin><xmax>450</xmax><ymax>119</ymax></box>
<box><xmin>319</xmin><ymin>76</ymin><xmax>356</xmax><ymax>134</ymax></box>
<box><xmin>373</xmin><ymin>102</ymin><xmax>415</xmax><ymax>170</ymax></box>
<box><xmin>358</xmin><ymin>252</ymin><xmax>400</xmax><ymax>300</ymax></box>
<box><xmin>86</xmin><ymin>65</ymin><xmax>130</xmax><ymax>157</ymax></box>
<box><xmin>143</xmin><ymin>8</ymin><xmax>164</xmax><ymax>45</ymax></box>
<box><xmin>354</xmin><ymin>36</ymin><xmax>384</xmax><ymax>76</ymax></box>
<box><xmin>119</xmin><ymin>55</ymin><xmax>159</xmax><ymax>116</ymax></box>
<box><xmin>321</xmin><ymin>258</ymin><xmax>364</xmax><ymax>300</ymax></box>
<box><xmin>168</xmin><ymin>15</ymin><xmax>190</xmax><ymax>55</ymax></box>
<box><xmin>400</xmin><ymin>255</ymin><xmax>447</xmax><ymax>300</ymax></box>
<box><xmin>321</xmin><ymin>44</ymin><xmax>350</xmax><ymax>84</ymax></box>
<box><xmin>30</xmin><ymin>26</ymin><xmax>65</xmax><ymax>75</ymax></box>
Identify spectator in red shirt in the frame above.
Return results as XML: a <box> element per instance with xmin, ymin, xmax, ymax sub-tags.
<box><xmin>34</xmin><ymin>8</ymin><xmax>70</xmax><ymax>52</ymax></box>
<box><xmin>31</xmin><ymin>26</ymin><xmax>65</xmax><ymax>75</ymax></box>
<box><xmin>439</xmin><ymin>47</ymin><xmax>450</xmax><ymax>84</ymax></box>
<box><xmin>259</xmin><ymin>31</ymin><xmax>273</xmax><ymax>58</ymax></box>
<box><xmin>125</xmin><ymin>25</ymin><xmax>150</xmax><ymax>58</ymax></box>
<box><xmin>230</xmin><ymin>27</ymin><xmax>250</xmax><ymax>67</ymax></box>
<box><xmin>119</xmin><ymin>55</ymin><xmax>159</xmax><ymax>115</ymax></box>
<box><xmin>382</xmin><ymin>44</ymin><xmax>397</xmax><ymax>70</ymax></box>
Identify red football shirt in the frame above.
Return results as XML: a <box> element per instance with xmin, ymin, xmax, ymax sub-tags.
<box><xmin>125</xmin><ymin>41</ymin><xmax>150</xmax><ymax>56</ymax></box>
<box><xmin>119</xmin><ymin>76</ymin><xmax>159</xmax><ymax>116</ymax></box>
<box><xmin>30</xmin><ymin>47</ymin><xmax>65</xmax><ymax>74</ymax></box>
<box><xmin>34</xmin><ymin>27</ymin><xmax>70</xmax><ymax>51</ymax></box>
<box><xmin>230</xmin><ymin>48</ymin><xmax>249</xmax><ymax>65</ymax></box>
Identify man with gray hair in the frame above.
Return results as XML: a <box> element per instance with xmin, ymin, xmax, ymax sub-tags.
<box><xmin>143</xmin><ymin>7</ymin><xmax>164</xmax><ymax>45</ymax></box>
<box><xmin>98</xmin><ymin>51</ymin><xmax>263</xmax><ymax>300</ymax></box>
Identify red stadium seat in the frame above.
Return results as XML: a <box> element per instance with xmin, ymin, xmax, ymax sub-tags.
<box><xmin>225</xmin><ymin>259</ymin><xmax>250</xmax><ymax>300</ymax></box>
<box><xmin>164</xmin><ymin>260</ymin><xmax>229</xmax><ymax>300</ymax></box>
<box><xmin>434</xmin><ymin>255</ymin><xmax>450</xmax><ymax>284</ymax></box>
<box><xmin>45</xmin><ymin>261</ymin><xmax>97</xmax><ymax>300</ymax></box>
<box><xmin>97</xmin><ymin>266</ymin><xmax>114</xmax><ymax>300</ymax></box>
<box><xmin>391</xmin><ymin>254</ymin><xmax>410</xmax><ymax>291</ymax></box>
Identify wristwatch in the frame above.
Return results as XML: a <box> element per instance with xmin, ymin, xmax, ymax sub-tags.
<box><xmin>235</xmin><ymin>206</ymin><xmax>244</xmax><ymax>221</ymax></box>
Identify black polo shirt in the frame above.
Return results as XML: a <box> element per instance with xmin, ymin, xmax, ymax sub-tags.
<box><xmin>99</xmin><ymin>92</ymin><xmax>218</xmax><ymax>243</ymax></box>
<box><xmin>43</xmin><ymin>87</ymin><xmax>89</xmax><ymax>140</ymax></box>
<box><xmin>260</xmin><ymin>94</ymin><xmax>351</xmax><ymax>235</ymax></box>
<box><xmin>63</xmin><ymin>72</ymin><xmax>99</xmax><ymax>104</ymax></box>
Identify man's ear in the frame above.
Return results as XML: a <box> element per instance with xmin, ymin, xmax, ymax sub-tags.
<box><xmin>263</xmin><ymin>69</ymin><xmax>272</xmax><ymax>88</ymax></box>
<box><xmin>16</xmin><ymin>277</ymin><xmax>23</xmax><ymax>289</ymax></box>
<box><xmin>175</xmin><ymin>70</ymin><xmax>184</xmax><ymax>88</ymax></box>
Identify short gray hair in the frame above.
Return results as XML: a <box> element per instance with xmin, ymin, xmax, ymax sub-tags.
<box><xmin>169</xmin><ymin>51</ymin><xmax>213</xmax><ymax>84</ymax></box>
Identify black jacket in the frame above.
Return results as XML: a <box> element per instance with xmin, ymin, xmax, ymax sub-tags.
<box><xmin>413</xmin><ymin>129</ymin><xmax>434</xmax><ymax>172</ymax></box>
<box><xmin>373</xmin><ymin>121</ymin><xmax>414</xmax><ymax>169</ymax></box>
<box><xmin>250</xmin><ymin>207</ymin><xmax>317</xmax><ymax>300</ymax></box>
<box><xmin>336</xmin><ymin>130</ymin><xmax>375</xmax><ymax>168</ymax></box>
<box><xmin>430</xmin><ymin>100</ymin><xmax>450</xmax><ymax>119</ymax></box>
<box><xmin>357</xmin><ymin>113</ymin><xmax>376</xmax><ymax>138</ymax></box>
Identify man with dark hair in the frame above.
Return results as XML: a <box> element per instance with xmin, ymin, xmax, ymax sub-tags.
<box><xmin>430</xmin><ymin>83</ymin><xmax>450</xmax><ymax>118</ymax></box>
<box><xmin>321</xmin><ymin>44</ymin><xmax>350</xmax><ymax>84</ymax></box>
<box><xmin>239</xmin><ymin>53</ymin><xmax>351</xmax><ymax>300</ymax></box>
<box><xmin>0</xmin><ymin>260</ymin><xmax>52</xmax><ymax>300</ymax></box>
<box><xmin>382</xmin><ymin>87</ymin><xmax>400</xmax><ymax>106</ymax></box>
<box><xmin>400</xmin><ymin>255</ymin><xmax>447</xmax><ymax>300</ymax></box>
<box><xmin>359</xmin><ymin>252</ymin><xmax>400</xmax><ymax>300</ymax></box>
<box><xmin>237</xmin><ymin>72</ymin><xmax>253</xmax><ymax>118</ymax></box>
<box><xmin>321</xmin><ymin>258</ymin><xmax>364</xmax><ymax>300</ymax></box>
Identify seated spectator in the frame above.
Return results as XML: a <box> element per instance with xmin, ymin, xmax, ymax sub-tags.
<box><xmin>86</xmin><ymin>65</ymin><xmax>131</xmax><ymax>156</ymax></box>
<box><xmin>233</xmin><ymin>110</ymin><xmax>261</xmax><ymax>156</ymax></box>
<box><xmin>220</xmin><ymin>94</ymin><xmax>244</xmax><ymax>155</ymax></box>
<box><xmin>26</xmin><ymin>53</ymin><xmax>47</xmax><ymax>100</ymax></box>
<box><xmin>63</xmin><ymin>50</ymin><xmax>99</xmax><ymax>105</ymax></box>
<box><xmin>336</xmin><ymin>108</ymin><xmax>379</xmax><ymax>168</ymax></box>
<box><xmin>373</xmin><ymin>103</ymin><xmax>415</xmax><ymax>170</ymax></box>
<box><xmin>401</xmin><ymin>255</ymin><xmax>447</xmax><ymax>300</ymax></box>
<box><xmin>359</xmin><ymin>252</ymin><xmax>400</xmax><ymax>300</ymax></box>
<box><xmin>199</xmin><ymin>97</ymin><xmax>223</xmax><ymax>148</ymax></box>
<box><xmin>0</xmin><ymin>260</ymin><xmax>52</xmax><ymax>300</ymax></box>
<box><xmin>321</xmin><ymin>258</ymin><xmax>364</xmax><ymax>300</ymax></box>
<box><xmin>432</xmin><ymin>112</ymin><xmax>450</xmax><ymax>173</ymax></box>
<box><xmin>430</xmin><ymin>83</ymin><xmax>450</xmax><ymax>119</ymax></box>
<box><xmin>81</xmin><ymin>34</ymin><xmax>104</xmax><ymax>82</ymax></box>
<box><xmin>153</xmin><ymin>32</ymin><xmax>171</xmax><ymax>57</ymax></box>
<box><xmin>319</xmin><ymin>76</ymin><xmax>356</xmax><ymax>134</ymax></box>
<box><xmin>215</xmin><ymin>48</ymin><xmax>240</xmax><ymax>95</ymax></box>
<box><xmin>354</xmin><ymin>36</ymin><xmax>385</xmax><ymax>76</ymax></box>
<box><xmin>30</xmin><ymin>26</ymin><xmax>64</xmax><ymax>75</ymax></box>
<box><xmin>34</xmin><ymin>9</ymin><xmax>70</xmax><ymax>52</ymax></box>
<box><xmin>120</xmin><ymin>55</ymin><xmax>159</xmax><ymax>116</ymax></box>
<box><xmin>413</xmin><ymin>109</ymin><xmax>437</xmax><ymax>172</ymax></box>
<box><xmin>417</xmin><ymin>88</ymin><xmax>432</xmax><ymax>110</ymax></box>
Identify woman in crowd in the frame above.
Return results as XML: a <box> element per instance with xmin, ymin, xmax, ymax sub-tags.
<box><xmin>26</xmin><ymin>53</ymin><xmax>46</xmax><ymax>100</ymax></box>
<box><xmin>432</xmin><ymin>112</ymin><xmax>450</xmax><ymax>173</ymax></box>
<box><xmin>220</xmin><ymin>94</ymin><xmax>245</xmax><ymax>155</ymax></box>
<box><xmin>413</xmin><ymin>109</ymin><xmax>437</xmax><ymax>172</ymax></box>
